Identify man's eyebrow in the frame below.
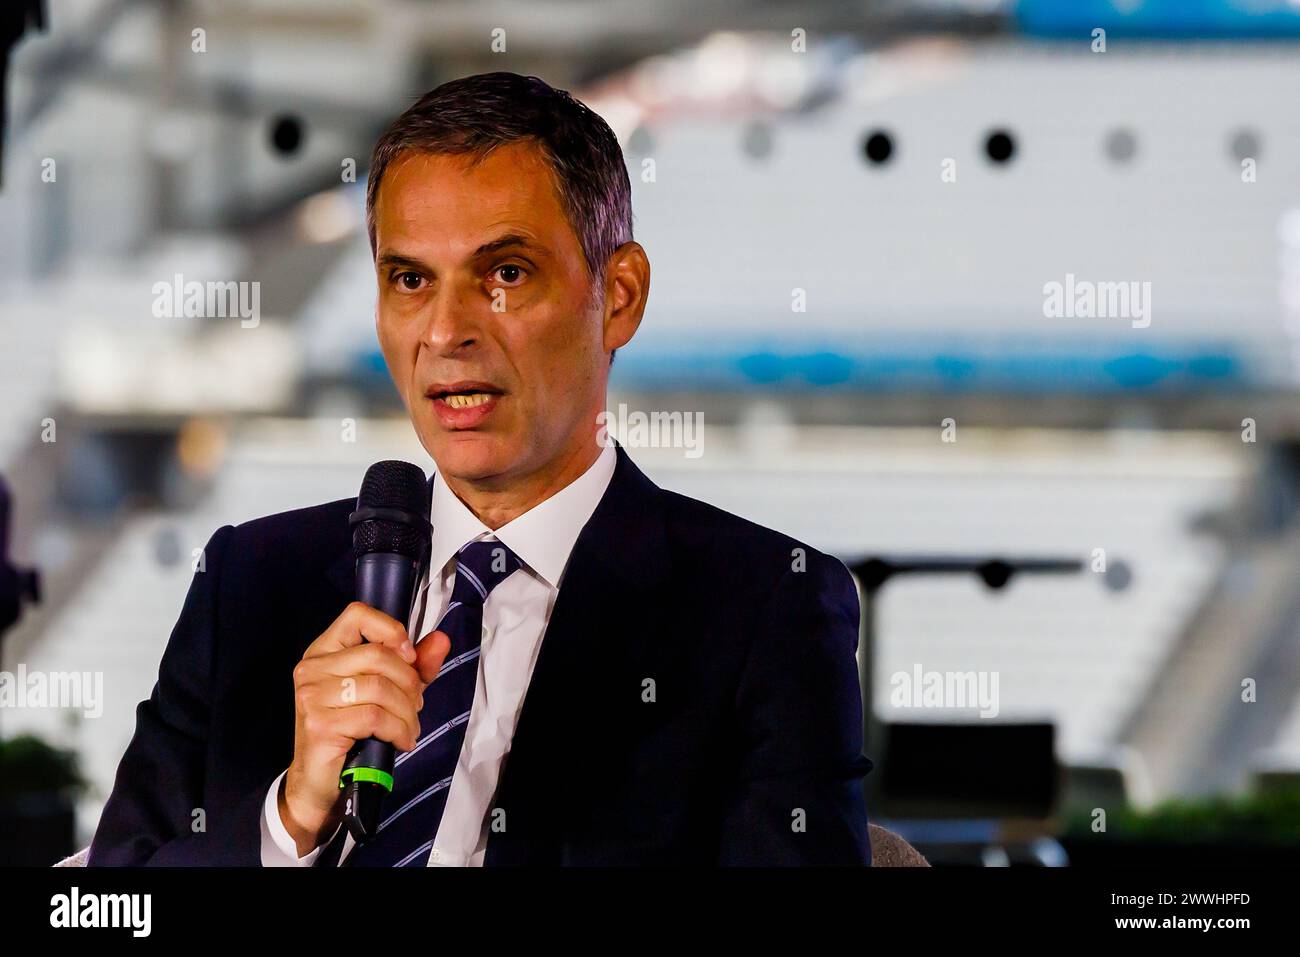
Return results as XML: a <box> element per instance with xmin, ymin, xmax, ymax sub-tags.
<box><xmin>375</xmin><ymin>235</ymin><xmax>544</xmax><ymax>272</ymax></box>
<box><xmin>473</xmin><ymin>233</ymin><xmax>543</xmax><ymax>257</ymax></box>
<box><xmin>375</xmin><ymin>252</ymin><xmax>428</xmax><ymax>272</ymax></box>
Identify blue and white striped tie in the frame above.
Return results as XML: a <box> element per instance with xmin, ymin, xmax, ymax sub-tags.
<box><xmin>341</xmin><ymin>538</ymin><xmax>523</xmax><ymax>867</ymax></box>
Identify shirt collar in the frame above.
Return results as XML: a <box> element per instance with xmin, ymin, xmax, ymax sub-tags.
<box><xmin>426</xmin><ymin>441</ymin><xmax>617</xmax><ymax>591</ymax></box>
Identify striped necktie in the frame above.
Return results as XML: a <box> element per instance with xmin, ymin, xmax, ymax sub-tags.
<box><xmin>339</xmin><ymin>538</ymin><xmax>523</xmax><ymax>867</ymax></box>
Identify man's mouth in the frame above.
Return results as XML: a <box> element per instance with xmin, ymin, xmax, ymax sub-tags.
<box><xmin>426</xmin><ymin>381</ymin><xmax>505</xmax><ymax>428</ymax></box>
<box><xmin>439</xmin><ymin>392</ymin><xmax>495</xmax><ymax>409</ymax></box>
<box><xmin>428</xmin><ymin>380</ymin><xmax>504</xmax><ymax>400</ymax></box>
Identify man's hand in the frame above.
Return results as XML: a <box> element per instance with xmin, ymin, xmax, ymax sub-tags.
<box><xmin>279</xmin><ymin>601</ymin><xmax>451</xmax><ymax>857</ymax></box>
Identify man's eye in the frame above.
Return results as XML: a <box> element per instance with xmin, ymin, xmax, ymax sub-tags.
<box><xmin>492</xmin><ymin>264</ymin><xmax>525</xmax><ymax>285</ymax></box>
<box><xmin>395</xmin><ymin>272</ymin><xmax>424</xmax><ymax>291</ymax></box>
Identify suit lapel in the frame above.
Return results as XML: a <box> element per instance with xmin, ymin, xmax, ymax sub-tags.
<box><xmin>324</xmin><ymin>543</ymin><xmax>355</xmax><ymax>600</ymax></box>
<box><xmin>486</xmin><ymin>443</ymin><xmax>671</xmax><ymax>864</ymax></box>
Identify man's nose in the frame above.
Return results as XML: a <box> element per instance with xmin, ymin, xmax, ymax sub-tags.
<box><xmin>421</xmin><ymin>283</ymin><xmax>480</xmax><ymax>354</ymax></box>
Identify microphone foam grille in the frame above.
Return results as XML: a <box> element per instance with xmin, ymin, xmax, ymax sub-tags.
<box><xmin>353</xmin><ymin>460</ymin><xmax>428</xmax><ymax>558</ymax></box>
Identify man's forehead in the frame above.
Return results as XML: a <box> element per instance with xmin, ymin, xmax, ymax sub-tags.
<box><xmin>383</xmin><ymin>146</ymin><xmax>558</xmax><ymax>214</ymax></box>
<box><xmin>375</xmin><ymin>145</ymin><xmax>567</xmax><ymax>252</ymax></box>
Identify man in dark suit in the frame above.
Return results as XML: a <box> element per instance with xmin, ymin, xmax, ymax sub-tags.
<box><xmin>88</xmin><ymin>72</ymin><xmax>871</xmax><ymax>867</ymax></box>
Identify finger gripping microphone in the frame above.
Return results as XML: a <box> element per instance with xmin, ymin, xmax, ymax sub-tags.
<box><xmin>340</xmin><ymin>460</ymin><xmax>430</xmax><ymax>843</ymax></box>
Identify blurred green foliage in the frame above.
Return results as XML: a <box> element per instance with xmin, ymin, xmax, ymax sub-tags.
<box><xmin>1063</xmin><ymin>787</ymin><xmax>1300</xmax><ymax>844</ymax></box>
<box><xmin>0</xmin><ymin>734</ymin><xmax>88</xmax><ymax>799</ymax></box>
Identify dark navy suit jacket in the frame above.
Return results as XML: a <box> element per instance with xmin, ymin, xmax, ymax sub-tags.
<box><xmin>88</xmin><ymin>444</ymin><xmax>872</xmax><ymax>865</ymax></box>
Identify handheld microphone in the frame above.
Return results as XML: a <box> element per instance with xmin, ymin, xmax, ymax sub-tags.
<box><xmin>340</xmin><ymin>460</ymin><xmax>430</xmax><ymax>843</ymax></box>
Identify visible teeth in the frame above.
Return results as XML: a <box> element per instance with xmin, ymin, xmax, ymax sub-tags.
<box><xmin>443</xmin><ymin>392</ymin><xmax>493</xmax><ymax>409</ymax></box>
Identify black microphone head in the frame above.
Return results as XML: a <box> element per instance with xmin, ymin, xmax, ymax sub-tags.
<box><xmin>352</xmin><ymin>460</ymin><xmax>429</xmax><ymax>559</ymax></box>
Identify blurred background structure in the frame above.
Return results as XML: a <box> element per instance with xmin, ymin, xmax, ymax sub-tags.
<box><xmin>3</xmin><ymin>0</ymin><xmax>1300</xmax><ymax>865</ymax></box>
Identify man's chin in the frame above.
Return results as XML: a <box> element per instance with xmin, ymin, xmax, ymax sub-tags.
<box><xmin>425</xmin><ymin>431</ymin><xmax>516</xmax><ymax>484</ymax></box>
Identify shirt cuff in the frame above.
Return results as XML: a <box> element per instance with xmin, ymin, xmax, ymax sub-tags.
<box><xmin>260</xmin><ymin>769</ymin><xmax>336</xmax><ymax>867</ymax></box>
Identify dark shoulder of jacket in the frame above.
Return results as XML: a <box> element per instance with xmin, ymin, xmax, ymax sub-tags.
<box><xmin>215</xmin><ymin>497</ymin><xmax>356</xmax><ymax>577</ymax></box>
<box><xmin>655</xmin><ymin>487</ymin><xmax>852</xmax><ymax>596</ymax></box>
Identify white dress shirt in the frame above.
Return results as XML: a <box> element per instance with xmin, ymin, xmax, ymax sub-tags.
<box><xmin>261</xmin><ymin>442</ymin><xmax>617</xmax><ymax>866</ymax></box>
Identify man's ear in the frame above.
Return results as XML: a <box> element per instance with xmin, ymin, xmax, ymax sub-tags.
<box><xmin>602</xmin><ymin>241</ymin><xmax>650</xmax><ymax>355</ymax></box>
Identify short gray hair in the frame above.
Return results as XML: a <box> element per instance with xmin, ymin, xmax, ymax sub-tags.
<box><xmin>366</xmin><ymin>71</ymin><xmax>633</xmax><ymax>294</ymax></box>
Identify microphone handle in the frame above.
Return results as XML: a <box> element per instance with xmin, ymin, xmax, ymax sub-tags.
<box><xmin>340</xmin><ymin>551</ymin><xmax>421</xmax><ymax>843</ymax></box>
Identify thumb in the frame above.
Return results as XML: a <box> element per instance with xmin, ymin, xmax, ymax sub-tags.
<box><xmin>414</xmin><ymin>629</ymin><xmax>452</xmax><ymax>685</ymax></box>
